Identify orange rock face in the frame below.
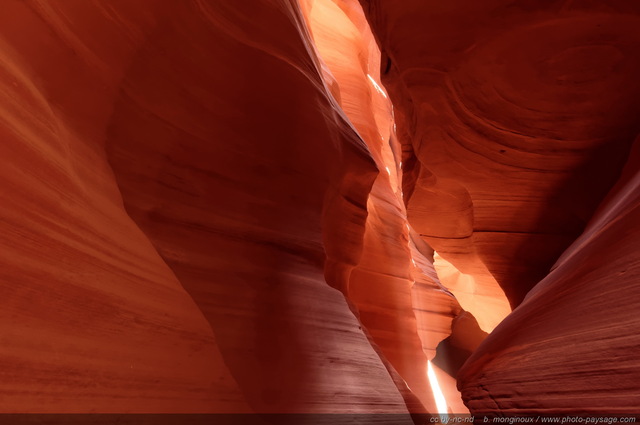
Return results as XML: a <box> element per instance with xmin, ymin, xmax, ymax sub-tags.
<box><xmin>0</xmin><ymin>0</ymin><xmax>388</xmax><ymax>413</ymax></box>
<box><xmin>0</xmin><ymin>0</ymin><xmax>461</xmax><ymax>415</ymax></box>
<box><xmin>300</xmin><ymin>0</ymin><xmax>467</xmax><ymax>413</ymax></box>
<box><xmin>458</xmin><ymin>137</ymin><xmax>640</xmax><ymax>413</ymax></box>
<box><xmin>106</xmin><ymin>0</ymin><xmax>417</xmax><ymax>413</ymax></box>
<box><xmin>3</xmin><ymin>0</ymin><xmax>640</xmax><ymax>417</ymax></box>
<box><xmin>358</xmin><ymin>0</ymin><xmax>640</xmax><ymax>415</ymax></box>
<box><xmin>0</xmin><ymin>0</ymin><xmax>248</xmax><ymax>412</ymax></box>
<box><xmin>359</xmin><ymin>0</ymin><xmax>640</xmax><ymax>327</ymax></box>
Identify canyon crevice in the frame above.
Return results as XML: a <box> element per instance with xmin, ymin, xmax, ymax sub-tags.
<box><xmin>358</xmin><ymin>0</ymin><xmax>640</xmax><ymax>414</ymax></box>
<box><xmin>1</xmin><ymin>0</ymin><xmax>639</xmax><ymax>419</ymax></box>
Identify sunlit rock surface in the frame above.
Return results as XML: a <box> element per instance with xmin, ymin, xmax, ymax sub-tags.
<box><xmin>458</xmin><ymin>137</ymin><xmax>640</xmax><ymax>414</ymax></box>
<box><xmin>2</xmin><ymin>0</ymin><xmax>639</xmax><ymax>417</ymax></box>
<box><xmin>358</xmin><ymin>0</ymin><xmax>640</xmax><ymax>414</ymax></box>
<box><xmin>0</xmin><ymin>0</ymin><xmax>422</xmax><ymax>414</ymax></box>
<box><xmin>300</xmin><ymin>0</ymin><xmax>467</xmax><ymax>413</ymax></box>
<box><xmin>358</xmin><ymin>0</ymin><xmax>640</xmax><ymax>331</ymax></box>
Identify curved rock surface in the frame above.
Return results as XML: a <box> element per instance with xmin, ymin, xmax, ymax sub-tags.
<box><xmin>0</xmin><ymin>0</ymin><xmax>248</xmax><ymax>412</ymax></box>
<box><xmin>4</xmin><ymin>0</ymin><xmax>639</xmax><ymax>417</ymax></box>
<box><xmin>359</xmin><ymin>0</ymin><xmax>640</xmax><ymax>331</ymax></box>
<box><xmin>458</xmin><ymin>137</ymin><xmax>640</xmax><ymax>413</ymax></box>
<box><xmin>0</xmin><ymin>0</ymin><xmax>431</xmax><ymax>414</ymax></box>
<box><xmin>106</xmin><ymin>0</ymin><xmax>417</xmax><ymax>413</ymax></box>
<box><xmin>300</xmin><ymin>0</ymin><xmax>471</xmax><ymax>412</ymax></box>
<box><xmin>358</xmin><ymin>0</ymin><xmax>640</xmax><ymax>414</ymax></box>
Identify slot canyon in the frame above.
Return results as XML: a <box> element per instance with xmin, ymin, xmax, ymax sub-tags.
<box><xmin>1</xmin><ymin>0</ymin><xmax>639</xmax><ymax>422</ymax></box>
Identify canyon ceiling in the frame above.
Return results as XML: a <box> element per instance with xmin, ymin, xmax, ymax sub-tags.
<box><xmin>1</xmin><ymin>0</ymin><xmax>639</xmax><ymax>420</ymax></box>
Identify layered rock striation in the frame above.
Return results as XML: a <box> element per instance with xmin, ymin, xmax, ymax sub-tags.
<box><xmin>2</xmin><ymin>0</ymin><xmax>639</xmax><ymax>416</ymax></box>
<box><xmin>1</xmin><ymin>0</ymin><xmax>462</xmax><ymax>415</ymax></box>
<box><xmin>359</xmin><ymin>0</ymin><xmax>640</xmax><ymax>414</ymax></box>
<box><xmin>458</xmin><ymin>137</ymin><xmax>640</xmax><ymax>414</ymax></box>
<box><xmin>359</xmin><ymin>0</ymin><xmax>640</xmax><ymax>329</ymax></box>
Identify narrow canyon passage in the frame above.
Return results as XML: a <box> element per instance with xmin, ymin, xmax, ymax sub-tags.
<box><xmin>299</xmin><ymin>0</ymin><xmax>476</xmax><ymax>413</ymax></box>
<box><xmin>0</xmin><ymin>0</ymin><xmax>639</xmax><ymax>421</ymax></box>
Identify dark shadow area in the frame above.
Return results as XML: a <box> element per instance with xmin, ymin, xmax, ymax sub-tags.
<box><xmin>432</xmin><ymin>311</ymin><xmax>488</xmax><ymax>378</ymax></box>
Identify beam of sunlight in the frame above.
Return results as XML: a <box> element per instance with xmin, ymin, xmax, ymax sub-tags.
<box><xmin>427</xmin><ymin>360</ymin><xmax>449</xmax><ymax>414</ymax></box>
<box><xmin>367</xmin><ymin>73</ymin><xmax>388</xmax><ymax>98</ymax></box>
<box><xmin>300</xmin><ymin>0</ymin><xmax>467</xmax><ymax>414</ymax></box>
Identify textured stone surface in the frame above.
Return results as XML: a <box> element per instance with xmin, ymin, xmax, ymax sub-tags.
<box><xmin>458</xmin><ymin>137</ymin><xmax>640</xmax><ymax>414</ymax></box>
<box><xmin>4</xmin><ymin>0</ymin><xmax>638</xmax><ymax>416</ymax></box>
<box><xmin>358</xmin><ymin>0</ymin><xmax>640</xmax><ymax>414</ymax></box>
<box><xmin>0</xmin><ymin>0</ymin><xmax>248</xmax><ymax>412</ymax></box>
<box><xmin>300</xmin><ymin>0</ymin><xmax>466</xmax><ymax>412</ymax></box>
<box><xmin>0</xmin><ymin>0</ymin><xmax>423</xmax><ymax>414</ymax></box>
<box><xmin>359</xmin><ymin>0</ymin><xmax>640</xmax><ymax>331</ymax></box>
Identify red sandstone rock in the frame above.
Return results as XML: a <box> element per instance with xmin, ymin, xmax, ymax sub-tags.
<box><xmin>0</xmin><ymin>0</ymin><xmax>248</xmax><ymax>412</ymax></box>
<box><xmin>4</xmin><ymin>0</ymin><xmax>638</xmax><ymax>416</ymax></box>
<box><xmin>301</xmin><ymin>0</ymin><xmax>468</xmax><ymax>412</ymax></box>
<box><xmin>358</xmin><ymin>0</ymin><xmax>640</xmax><ymax>414</ymax></box>
<box><xmin>359</xmin><ymin>0</ymin><xmax>640</xmax><ymax>330</ymax></box>
<box><xmin>458</xmin><ymin>136</ymin><xmax>640</xmax><ymax>414</ymax></box>
<box><xmin>0</xmin><ymin>0</ymin><xmax>422</xmax><ymax>414</ymax></box>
